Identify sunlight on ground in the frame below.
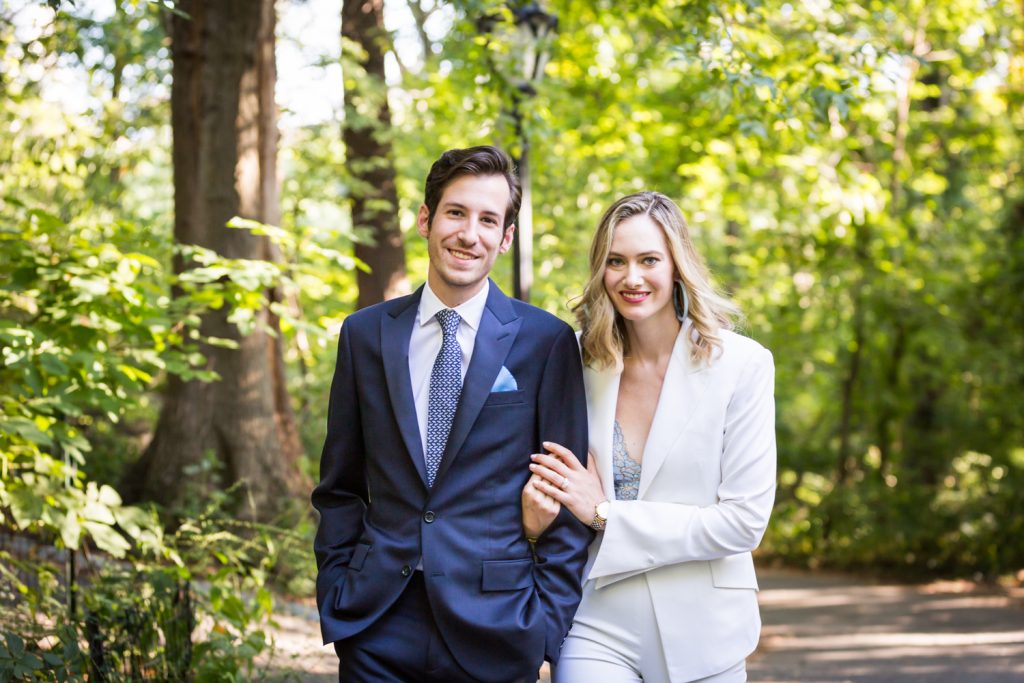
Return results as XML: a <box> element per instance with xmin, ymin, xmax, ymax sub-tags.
<box><xmin>750</xmin><ymin>570</ymin><xmax>1024</xmax><ymax>682</ymax></box>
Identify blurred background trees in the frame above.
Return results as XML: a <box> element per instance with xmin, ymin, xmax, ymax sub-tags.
<box><xmin>124</xmin><ymin>0</ymin><xmax>309</xmax><ymax>519</ymax></box>
<box><xmin>1</xmin><ymin>0</ymin><xmax>1022</xmax><ymax>676</ymax></box>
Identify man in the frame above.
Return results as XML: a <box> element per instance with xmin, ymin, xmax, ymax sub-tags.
<box><xmin>313</xmin><ymin>146</ymin><xmax>592</xmax><ymax>683</ymax></box>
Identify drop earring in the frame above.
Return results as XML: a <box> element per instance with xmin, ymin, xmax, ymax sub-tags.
<box><xmin>673</xmin><ymin>279</ymin><xmax>689</xmax><ymax>322</ymax></box>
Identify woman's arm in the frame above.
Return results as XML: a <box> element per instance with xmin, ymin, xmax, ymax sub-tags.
<box><xmin>529</xmin><ymin>443</ymin><xmax>607</xmax><ymax>528</ymax></box>
<box><xmin>532</xmin><ymin>347</ymin><xmax>776</xmax><ymax>578</ymax></box>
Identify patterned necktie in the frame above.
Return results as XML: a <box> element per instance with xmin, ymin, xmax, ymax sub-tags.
<box><xmin>425</xmin><ymin>309</ymin><xmax>463</xmax><ymax>487</ymax></box>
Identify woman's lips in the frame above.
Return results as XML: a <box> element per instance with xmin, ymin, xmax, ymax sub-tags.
<box><xmin>620</xmin><ymin>291</ymin><xmax>649</xmax><ymax>303</ymax></box>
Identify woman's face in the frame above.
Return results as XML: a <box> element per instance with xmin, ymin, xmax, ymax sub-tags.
<box><xmin>602</xmin><ymin>215</ymin><xmax>677</xmax><ymax>327</ymax></box>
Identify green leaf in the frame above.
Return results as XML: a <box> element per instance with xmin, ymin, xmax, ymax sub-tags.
<box><xmin>255</xmin><ymin>587</ymin><xmax>273</xmax><ymax>614</ymax></box>
<box><xmin>112</xmin><ymin>505</ymin><xmax>155</xmax><ymax>538</ymax></box>
<box><xmin>60</xmin><ymin>513</ymin><xmax>83</xmax><ymax>550</ymax></box>
<box><xmin>115</xmin><ymin>363</ymin><xmax>153</xmax><ymax>383</ymax></box>
<box><xmin>96</xmin><ymin>483</ymin><xmax>122</xmax><ymax>507</ymax></box>
<box><xmin>8</xmin><ymin>487</ymin><xmax>46</xmax><ymax>530</ymax></box>
<box><xmin>38</xmin><ymin>352</ymin><xmax>70</xmax><ymax>376</ymax></box>
<box><xmin>68</xmin><ymin>275</ymin><xmax>111</xmax><ymax>300</ymax></box>
<box><xmin>27</xmin><ymin>209</ymin><xmax>64</xmax><ymax>232</ymax></box>
<box><xmin>81</xmin><ymin>501</ymin><xmax>116</xmax><ymax>525</ymax></box>
<box><xmin>205</xmin><ymin>336</ymin><xmax>240</xmax><ymax>349</ymax></box>
<box><xmin>1</xmin><ymin>417</ymin><xmax>52</xmax><ymax>446</ymax></box>
<box><xmin>81</xmin><ymin>521</ymin><xmax>131</xmax><ymax>557</ymax></box>
<box><xmin>6</xmin><ymin>633</ymin><xmax>25</xmax><ymax>658</ymax></box>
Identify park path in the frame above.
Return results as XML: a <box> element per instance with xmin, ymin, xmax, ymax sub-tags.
<box><xmin>748</xmin><ymin>568</ymin><xmax>1024</xmax><ymax>682</ymax></box>
<box><xmin>263</xmin><ymin>568</ymin><xmax>1024</xmax><ymax>681</ymax></box>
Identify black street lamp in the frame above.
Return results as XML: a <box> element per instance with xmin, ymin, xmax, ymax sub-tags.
<box><xmin>477</xmin><ymin>2</ymin><xmax>558</xmax><ymax>303</ymax></box>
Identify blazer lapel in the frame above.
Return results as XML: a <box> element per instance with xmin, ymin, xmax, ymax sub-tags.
<box><xmin>433</xmin><ymin>281</ymin><xmax>521</xmax><ymax>486</ymax></box>
<box><xmin>381</xmin><ymin>287</ymin><xmax>429</xmax><ymax>488</ymax></box>
<box><xmin>636</xmin><ymin>322</ymin><xmax>710</xmax><ymax>498</ymax></box>
<box><xmin>584</xmin><ymin>363</ymin><xmax>619</xmax><ymax>503</ymax></box>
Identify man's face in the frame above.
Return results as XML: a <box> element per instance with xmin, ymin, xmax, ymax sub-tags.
<box><xmin>418</xmin><ymin>173</ymin><xmax>515</xmax><ymax>307</ymax></box>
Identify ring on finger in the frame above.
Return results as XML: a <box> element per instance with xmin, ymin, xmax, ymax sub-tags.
<box><xmin>559</xmin><ymin>476</ymin><xmax>569</xmax><ymax>490</ymax></box>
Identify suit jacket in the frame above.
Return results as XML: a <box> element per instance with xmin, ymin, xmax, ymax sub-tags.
<box><xmin>582</xmin><ymin>324</ymin><xmax>776</xmax><ymax>681</ymax></box>
<box><xmin>312</xmin><ymin>281</ymin><xmax>592</xmax><ymax>683</ymax></box>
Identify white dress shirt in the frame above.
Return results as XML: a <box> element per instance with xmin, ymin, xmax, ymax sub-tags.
<box><xmin>409</xmin><ymin>280</ymin><xmax>489</xmax><ymax>459</ymax></box>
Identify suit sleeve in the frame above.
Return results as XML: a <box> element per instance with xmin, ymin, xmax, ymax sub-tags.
<box><xmin>588</xmin><ymin>346</ymin><xmax>776</xmax><ymax>580</ymax></box>
<box><xmin>532</xmin><ymin>324</ymin><xmax>594</xmax><ymax>663</ymax></box>
<box><xmin>311</xmin><ymin>319</ymin><xmax>368</xmax><ymax>624</ymax></box>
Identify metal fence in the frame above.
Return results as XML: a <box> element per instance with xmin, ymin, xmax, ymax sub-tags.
<box><xmin>1</xmin><ymin>528</ymin><xmax>194</xmax><ymax>680</ymax></box>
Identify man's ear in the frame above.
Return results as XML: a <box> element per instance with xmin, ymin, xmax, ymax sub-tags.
<box><xmin>417</xmin><ymin>204</ymin><xmax>431</xmax><ymax>238</ymax></box>
<box><xmin>499</xmin><ymin>224</ymin><xmax>516</xmax><ymax>254</ymax></box>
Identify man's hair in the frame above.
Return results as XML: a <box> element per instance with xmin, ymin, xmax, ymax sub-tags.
<box><xmin>423</xmin><ymin>146</ymin><xmax>522</xmax><ymax>230</ymax></box>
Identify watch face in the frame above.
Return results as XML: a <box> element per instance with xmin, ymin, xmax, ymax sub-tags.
<box><xmin>596</xmin><ymin>501</ymin><xmax>610</xmax><ymax>518</ymax></box>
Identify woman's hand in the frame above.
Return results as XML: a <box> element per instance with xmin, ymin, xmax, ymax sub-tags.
<box><xmin>529</xmin><ymin>441</ymin><xmax>606</xmax><ymax>527</ymax></box>
<box><xmin>522</xmin><ymin>474</ymin><xmax>560</xmax><ymax>539</ymax></box>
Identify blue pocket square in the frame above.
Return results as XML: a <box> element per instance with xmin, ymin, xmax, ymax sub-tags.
<box><xmin>491</xmin><ymin>365</ymin><xmax>518</xmax><ymax>392</ymax></box>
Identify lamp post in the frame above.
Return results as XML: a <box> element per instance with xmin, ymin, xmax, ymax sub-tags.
<box><xmin>478</xmin><ymin>2</ymin><xmax>558</xmax><ymax>302</ymax></box>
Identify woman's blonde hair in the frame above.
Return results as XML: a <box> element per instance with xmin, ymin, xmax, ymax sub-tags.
<box><xmin>575</xmin><ymin>191</ymin><xmax>739</xmax><ymax>369</ymax></box>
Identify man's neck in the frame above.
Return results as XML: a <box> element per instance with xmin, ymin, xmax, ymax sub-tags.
<box><xmin>427</xmin><ymin>274</ymin><xmax>486</xmax><ymax>309</ymax></box>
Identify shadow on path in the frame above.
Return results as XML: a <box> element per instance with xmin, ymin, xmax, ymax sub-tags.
<box><xmin>259</xmin><ymin>568</ymin><xmax>1024</xmax><ymax>682</ymax></box>
<box><xmin>748</xmin><ymin>568</ymin><xmax>1024</xmax><ymax>682</ymax></box>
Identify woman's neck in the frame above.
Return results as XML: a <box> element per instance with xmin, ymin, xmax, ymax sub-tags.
<box><xmin>623</xmin><ymin>312</ymin><xmax>681</xmax><ymax>369</ymax></box>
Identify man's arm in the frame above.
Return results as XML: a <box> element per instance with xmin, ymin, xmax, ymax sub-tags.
<box><xmin>312</xmin><ymin>319</ymin><xmax>368</xmax><ymax>622</ymax></box>
<box><xmin>531</xmin><ymin>324</ymin><xmax>593</xmax><ymax>663</ymax></box>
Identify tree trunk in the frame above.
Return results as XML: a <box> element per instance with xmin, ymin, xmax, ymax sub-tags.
<box><xmin>836</xmin><ymin>270</ymin><xmax>865</xmax><ymax>485</ymax></box>
<box><xmin>126</xmin><ymin>0</ymin><xmax>305</xmax><ymax>519</ymax></box>
<box><xmin>342</xmin><ymin>0</ymin><xmax>409</xmax><ymax>308</ymax></box>
<box><xmin>874</xmin><ymin>321</ymin><xmax>906</xmax><ymax>478</ymax></box>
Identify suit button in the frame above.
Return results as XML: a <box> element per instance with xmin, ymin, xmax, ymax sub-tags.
<box><xmin>423</xmin><ymin>511</ymin><xmax>436</xmax><ymax>523</ymax></box>
<box><xmin>401</xmin><ymin>565</ymin><xmax>411</xmax><ymax>577</ymax></box>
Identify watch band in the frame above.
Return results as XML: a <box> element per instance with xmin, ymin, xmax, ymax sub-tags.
<box><xmin>590</xmin><ymin>501</ymin><xmax>608</xmax><ymax>531</ymax></box>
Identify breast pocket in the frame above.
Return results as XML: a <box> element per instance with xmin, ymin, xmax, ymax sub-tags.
<box><xmin>482</xmin><ymin>390</ymin><xmax>526</xmax><ymax>407</ymax></box>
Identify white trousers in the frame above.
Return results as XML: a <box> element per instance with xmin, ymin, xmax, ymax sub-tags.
<box><xmin>553</xmin><ymin>574</ymin><xmax>747</xmax><ymax>683</ymax></box>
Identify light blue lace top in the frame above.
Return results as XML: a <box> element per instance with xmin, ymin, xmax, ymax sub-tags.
<box><xmin>612</xmin><ymin>420</ymin><xmax>642</xmax><ymax>501</ymax></box>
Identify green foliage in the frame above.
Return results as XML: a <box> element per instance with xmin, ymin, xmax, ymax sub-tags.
<box><xmin>0</xmin><ymin>3</ymin><xmax>323</xmax><ymax>678</ymax></box>
<box><xmin>748</xmin><ymin>0</ymin><xmax>1024</xmax><ymax>578</ymax></box>
<box><xmin>0</xmin><ymin>506</ymin><xmax>298</xmax><ymax>681</ymax></box>
<box><xmin>78</xmin><ymin>567</ymin><xmax>192</xmax><ymax>681</ymax></box>
<box><xmin>0</xmin><ymin>190</ymin><xmax>331</xmax><ymax>675</ymax></box>
<box><xmin>0</xmin><ymin>626</ymin><xmax>85</xmax><ymax>681</ymax></box>
<box><xmin>165</xmin><ymin>498</ymin><xmax>306</xmax><ymax>682</ymax></box>
<box><xmin>0</xmin><ymin>201</ymin><xmax>292</xmax><ymax>678</ymax></box>
<box><xmin>1</xmin><ymin>204</ymin><xmax>198</xmax><ymax>559</ymax></box>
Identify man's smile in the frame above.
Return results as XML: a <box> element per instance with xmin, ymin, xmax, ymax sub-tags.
<box><xmin>447</xmin><ymin>247</ymin><xmax>478</xmax><ymax>261</ymax></box>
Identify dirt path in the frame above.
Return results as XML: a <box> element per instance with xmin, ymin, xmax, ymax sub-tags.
<box><xmin>748</xmin><ymin>568</ymin><xmax>1024</xmax><ymax>682</ymax></box>
<box><xmin>262</xmin><ymin>568</ymin><xmax>1024</xmax><ymax>681</ymax></box>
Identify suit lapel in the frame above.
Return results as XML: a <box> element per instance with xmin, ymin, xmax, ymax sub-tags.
<box><xmin>584</xmin><ymin>363</ymin><xmax>619</xmax><ymax>503</ymax></box>
<box><xmin>381</xmin><ymin>288</ymin><xmax>429</xmax><ymax>488</ymax></box>
<box><xmin>433</xmin><ymin>282</ymin><xmax>521</xmax><ymax>486</ymax></box>
<box><xmin>636</xmin><ymin>323</ymin><xmax>710</xmax><ymax>498</ymax></box>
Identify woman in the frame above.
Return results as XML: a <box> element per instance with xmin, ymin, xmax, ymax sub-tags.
<box><xmin>522</xmin><ymin>191</ymin><xmax>776</xmax><ymax>683</ymax></box>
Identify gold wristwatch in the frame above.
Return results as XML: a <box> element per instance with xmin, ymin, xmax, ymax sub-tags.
<box><xmin>590</xmin><ymin>500</ymin><xmax>610</xmax><ymax>531</ymax></box>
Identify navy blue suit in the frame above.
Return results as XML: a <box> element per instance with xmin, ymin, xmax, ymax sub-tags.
<box><xmin>313</xmin><ymin>281</ymin><xmax>592</xmax><ymax>682</ymax></box>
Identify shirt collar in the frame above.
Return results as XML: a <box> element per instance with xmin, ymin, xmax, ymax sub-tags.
<box><xmin>418</xmin><ymin>279</ymin><xmax>489</xmax><ymax>332</ymax></box>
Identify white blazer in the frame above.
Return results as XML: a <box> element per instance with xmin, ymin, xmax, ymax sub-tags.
<box><xmin>582</xmin><ymin>323</ymin><xmax>776</xmax><ymax>681</ymax></box>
